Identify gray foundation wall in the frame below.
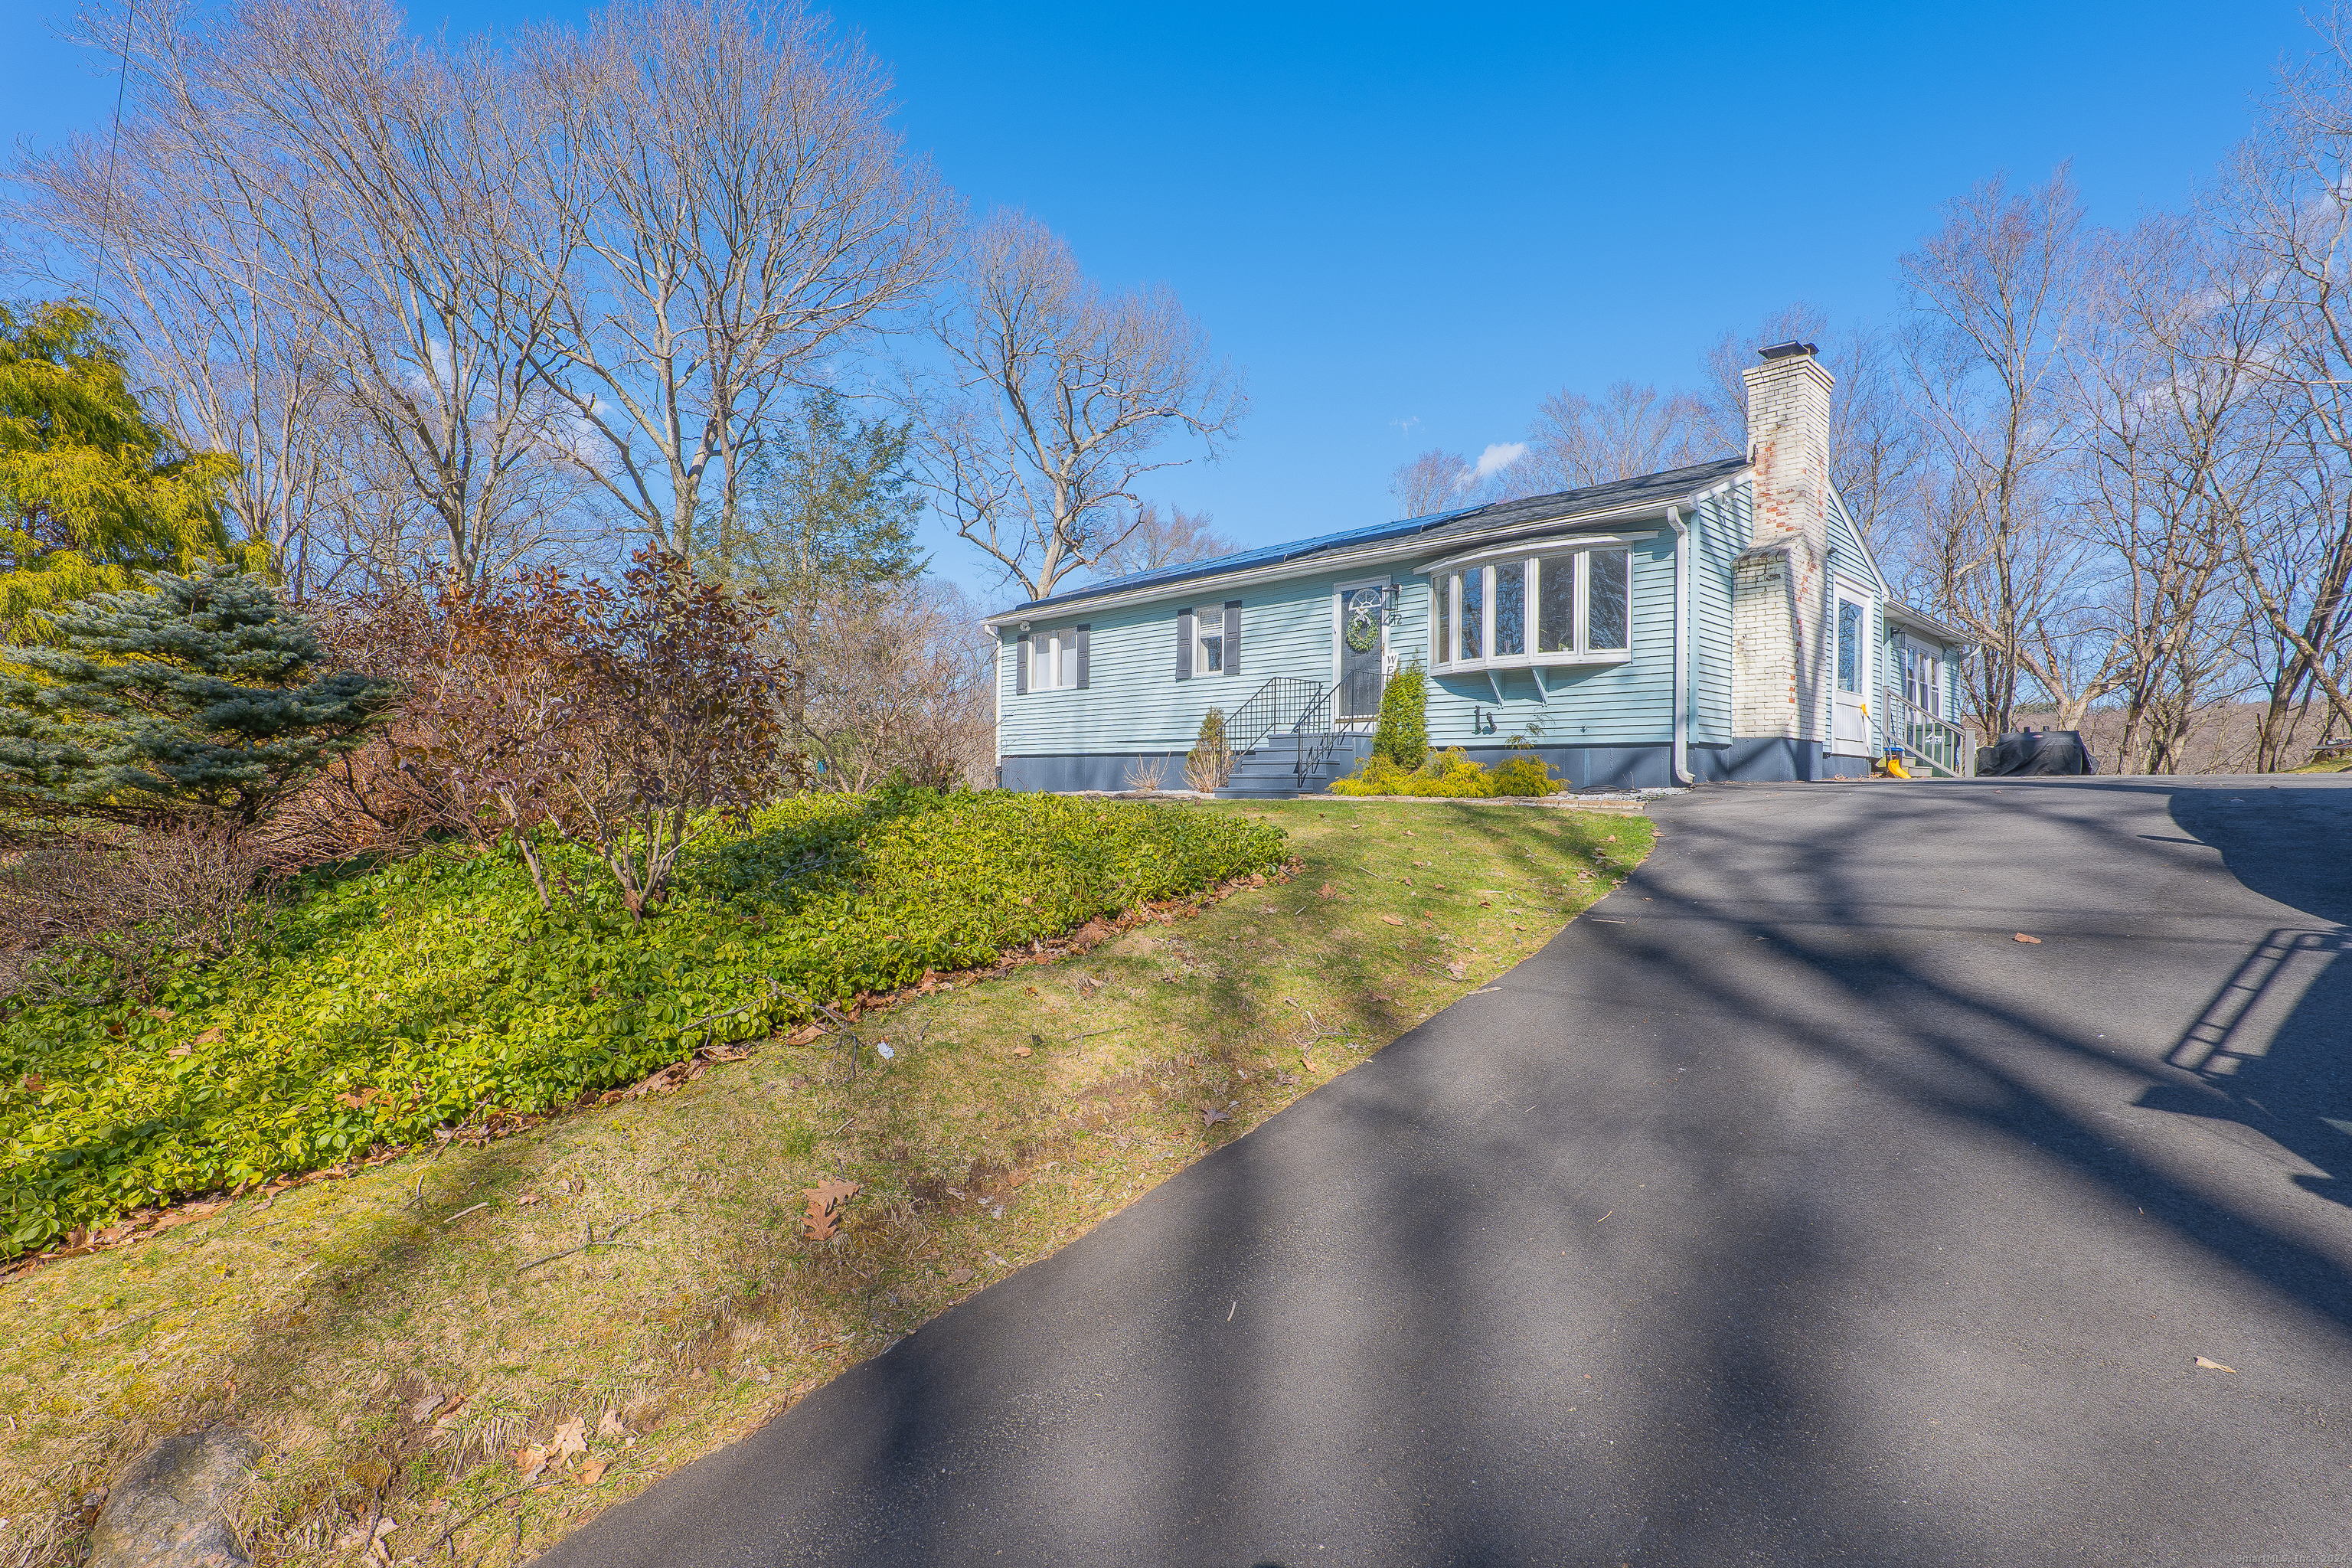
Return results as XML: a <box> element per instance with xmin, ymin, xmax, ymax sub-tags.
<box><xmin>998</xmin><ymin>753</ymin><xmax>1191</xmax><ymax>793</ymax></box>
<box><xmin>1000</xmin><ymin>737</ymin><xmax>1873</xmax><ymax>794</ymax></box>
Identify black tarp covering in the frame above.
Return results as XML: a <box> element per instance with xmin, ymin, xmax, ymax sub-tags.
<box><xmin>1973</xmin><ymin>730</ymin><xmax>2095</xmax><ymax>776</ymax></box>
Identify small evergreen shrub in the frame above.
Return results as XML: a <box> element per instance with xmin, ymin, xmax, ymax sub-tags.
<box><xmin>1371</xmin><ymin>664</ymin><xmax>1428</xmax><ymax>769</ymax></box>
<box><xmin>1184</xmin><ymin>706</ymin><xmax>1233</xmax><ymax>792</ymax></box>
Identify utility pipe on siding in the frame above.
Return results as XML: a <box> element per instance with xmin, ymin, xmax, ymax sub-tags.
<box><xmin>1666</xmin><ymin>506</ymin><xmax>1694</xmax><ymax>785</ymax></box>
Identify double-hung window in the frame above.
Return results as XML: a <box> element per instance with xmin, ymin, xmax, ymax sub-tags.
<box><xmin>1194</xmin><ymin>606</ymin><xmax>1225</xmax><ymax>673</ymax></box>
<box><xmin>1900</xmin><ymin>642</ymin><xmax>1942</xmax><ymax>717</ymax></box>
<box><xmin>1431</xmin><ymin>546</ymin><xmax>1632</xmax><ymax>668</ymax></box>
<box><xmin>1027</xmin><ymin>625</ymin><xmax>1086</xmax><ymax>691</ymax></box>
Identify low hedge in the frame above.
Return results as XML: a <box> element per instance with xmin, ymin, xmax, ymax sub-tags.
<box><xmin>0</xmin><ymin>789</ymin><xmax>1286</xmax><ymax>1257</ymax></box>
<box><xmin>1327</xmin><ymin>749</ymin><xmax>1560</xmax><ymax>798</ymax></box>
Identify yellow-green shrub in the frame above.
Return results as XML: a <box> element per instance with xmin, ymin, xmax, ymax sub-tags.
<box><xmin>1326</xmin><ymin>748</ymin><xmax>1560</xmax><ymax>798</ymax></box>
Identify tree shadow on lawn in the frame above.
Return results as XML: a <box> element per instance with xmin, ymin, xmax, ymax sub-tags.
<box><xmin>583</xmin><ymin>780</ymin><xmax>2352</xmax><ymax>1566</ymax></box>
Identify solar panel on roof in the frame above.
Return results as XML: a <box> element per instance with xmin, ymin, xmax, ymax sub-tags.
<box><xmin>998</xmin><ymin>455</ymin><xmax>1747</xmax><ymax>616</ymax></box>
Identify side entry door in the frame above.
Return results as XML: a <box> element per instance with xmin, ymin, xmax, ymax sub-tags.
<box><xmin>1831</xmin><ymin>589</ymin><xmax>1873</xmax><ymax>756</ymax></box>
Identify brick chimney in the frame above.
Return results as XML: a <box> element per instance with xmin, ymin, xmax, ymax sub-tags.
<box><xmin>1731</xmin><ymin>341</ymin><xmax>1834</xmax><ymax>750</ymax></box>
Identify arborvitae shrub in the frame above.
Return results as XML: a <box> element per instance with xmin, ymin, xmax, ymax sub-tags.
<box><xmin>1184</xmin><ymin>706</ymin><xmax>1233</xmax><ymax>792</ymax></box>
<box><xmin>1371</xmin><ymin>664</ymin><xmax>1428</xmax><ymax>769</ymax></box>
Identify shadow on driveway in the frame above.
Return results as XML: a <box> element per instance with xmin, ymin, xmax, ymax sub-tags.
<box><xmin>535</xmin><ymin>776</ymin><xmax>2352</xmax><ymax>1568</ymax></box>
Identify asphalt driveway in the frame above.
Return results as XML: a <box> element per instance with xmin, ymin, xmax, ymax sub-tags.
<box><xmin>538</xmin><ymin>776</ymin><xmax>2352</xmax><ymax>1568</ymax></box>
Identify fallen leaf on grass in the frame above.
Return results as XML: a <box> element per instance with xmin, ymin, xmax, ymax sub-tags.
<box><xmin>782</xmin><ymin>1024</ymin><xmax>825</xmax><ymax>1047</ymax></box>
<box><xmin>1201</xmin><ymin>1106</ymin><xmax>1231</xmax><ymax>1128</ymax></box>
<box><xmin>2014</xmin><ymin>933</ymin><xmax>2043</xmax><ymax>944</ymax></box>
<box><xmin>407</xmin><ymin>1392</ymin><xmax>443</xmax><ymax>1424</ymax></box>
<box><xmin>514</xmin><ymin>1446</ymin><xmax>548</xmax><ymax>1483</ymax></box>
<box><xmin>578</xmin><ymin>1458</ymin><xmax>609</xmax><ymax>1485</ymax></box>
<box><xmin>1276</xmin><ymin>1073</ymin><xmax>1298</xmax><ymax>1086</ymax></box>
<box><xmin>550</xmin><ymin>1419</ymin><xmax>587</xmax><ymax>1459</ymax></box>
<box><xmin>1013</xmin><ymin>1044</ymin><xmax>1034</xmax><ymax>1057</ymax></box>
<box><xmin>514</xmin><ymin>1193</ymin><xmax>542</xmax><ymax>1207</ymax></box>
<box><xmin>697</xmin><ymin>1042</ymin><xmax>754</xmax><ymax>1063</ymax></box>
<box><xmin>2194</xmin><ymin>1356</ymin><xmax>2236</xmax><ymax>1373</ymax></box>
<box><xmin>1380</xmin><ymin>915</ymin><xmax>1406</xmax><ymax>926</ymax></box>
<box><xmin>596</xmin><ymin>1409</ymin><xmax>626</xmax><ymax>1439</ymax></box>
<box><xmin>802</xmin><ymin>1178</ymin><xmax>862</xmax><ymax>1240</ymax></box>
<box><xmin>946</xmin><ymin>1266</ymin><xmax>975</xmax><ymax>1284</ymax></box>
<box><xmin>1444</xmin><ymin>960</ymin><xmax>1468</xmax><ymax>980</ymax></box>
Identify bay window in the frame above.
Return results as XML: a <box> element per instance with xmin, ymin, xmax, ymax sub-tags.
<box><xmin>1432</xmin><ymin>546</ymin><xmax>1632</xmax><ymax>667</ymax></box>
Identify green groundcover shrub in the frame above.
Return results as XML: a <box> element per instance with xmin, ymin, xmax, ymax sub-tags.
<box><xmin>0</xmin><ymin>790</ymin><xmax>1285</xmax><ymax>1256</ymax></box>
<box><xmin>1327</xmin><ymin>748</ymin><xmax>1560</xmax><ymax>799</ymax></box>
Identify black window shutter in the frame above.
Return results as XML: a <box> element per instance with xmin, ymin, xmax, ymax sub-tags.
<box><xmin>1075</xmin><ymin>625</ymin><xmax>1090</xmax><ymax>688</ymax></box>
<box><xmin>1223</xmin><ymin>600</ymin><xmax>1242</xmax><ymax>676</ymax></box>
<box><xmin>1013</xmin><ymin>632</ymin><xmax>1028</xmax><ymax>695</ymax></box>
<box><xmin>1176</xmin><ymin>609</ymin><xmax>1194</xmax><ymax>680</ymax></box>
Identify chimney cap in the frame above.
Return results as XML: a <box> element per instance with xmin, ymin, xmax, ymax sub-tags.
<box><xmin>1756</xmin><ymin>340</ymin><xmax>1818</xmax><ymax>361</ymax></box>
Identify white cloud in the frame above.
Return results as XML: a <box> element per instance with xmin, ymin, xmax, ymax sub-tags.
<box><xmin>1472</xmin><ymin>442</ymin><xmax>1527</xmax><ymax>481</ymax></box>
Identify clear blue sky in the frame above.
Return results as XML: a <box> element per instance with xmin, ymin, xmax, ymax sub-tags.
<box><xmin>0</xmin><ymin>0</ymin><xmax>2318</xmax><ymax>590</ymax></box>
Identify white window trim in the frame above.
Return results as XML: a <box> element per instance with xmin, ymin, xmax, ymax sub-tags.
<box><xmin>1032</xmin><ymin>624</ymin><xmax>1083</xmax><ymax>691</ymax></box>
<box><xmin>1426</xmin><ymin>545</ymin><xmax>1633</xmax><ymax>672</ymax></box>
<box><xmin>1830</xmin><ymin>575</ymin><xmax>1877</xmax><ymax>704</ymax></box>
<box><xmin>1194</xmin><ymin>605</ymin><xmax>1227</xmax><ymax>676</ymax></box>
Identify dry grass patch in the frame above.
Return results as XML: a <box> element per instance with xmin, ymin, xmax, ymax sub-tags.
<box><xmin>0</xmin><ymin>799</ymin><xmax>1654</xmax><ymax>1567</ymax></box>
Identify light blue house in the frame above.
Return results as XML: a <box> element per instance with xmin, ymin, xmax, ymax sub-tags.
<box><xmin>985</xmin><ymin>344</ymin><xmax>1973</xmax><ymax>795</ymax></box>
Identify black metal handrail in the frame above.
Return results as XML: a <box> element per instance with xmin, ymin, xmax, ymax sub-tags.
<box><xmin>1227</xmin><ymin>675</ymin><xmax>1325</xmax><ymax>756</ymax></box>
<box><xmin>1290</xmin><ymin>681</ymin><xmax>1338</xmax><ymax>789</ymax></box>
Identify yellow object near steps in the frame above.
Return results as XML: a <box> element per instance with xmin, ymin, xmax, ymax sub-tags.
<box><xmin>1882</xmin><ymin>754</ymin><xmax>1912</xmax><ymax>779</ymax></box>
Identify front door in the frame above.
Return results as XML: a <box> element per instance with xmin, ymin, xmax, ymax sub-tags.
<box><xmin>1831</xmin><ymin>588</ymin><xmax>1873</xmax><ymax>756</ymax></box>
<box><xmin>1338</xmin><ymin>584</ymin><xmax>1387</xmax><ymax>722</ymax></box>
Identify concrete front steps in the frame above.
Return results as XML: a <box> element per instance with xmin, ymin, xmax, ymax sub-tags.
<box><xmin>1214</xmin><ymin>734</ymin><xmax>1373</xmax><ymax>799</ymax></box>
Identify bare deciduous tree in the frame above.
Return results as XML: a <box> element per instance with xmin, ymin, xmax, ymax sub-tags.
<box><xmin>1089</xmin><ymin>502</ymin><xmax>1235</xmax><ymax>578</ymax></box>
<box><xmin>1517</xmin><ymin>381</ymin><xmax>1713</xmax><ymax>495</ymax></box>
<box><xmin>2210</xmin><ymin>25</ymin><xmax>2352</xmax><ymax>759</ymax></box>
<box><xmin>782</xmin><ymin>579</ymin><xmax>993</xmax><ymax>790</ymax></box>
<box><xmin>217</xmin><ymin>0</ymin><xmax>591</xmax><ymax>584</ymax></box>
<box><xmin>2070</xmin><ymin>215</ymin><xmax>2275</xmax><ymax>773</ymax></box>
<box><xmin>516</xmin><ymin>0</ymin><xmax>947</xmax><ymax>560</ymax></box>
<box><xmin>1388</xmin><ymin>448</ymin><xmax>1469</xmax><ymax>517</ymax></box>
<box><xmin>1900</xmin><ymin>170</ymin><xmax>2096</xmax><ymax>734</ymax></box>
<box><xmin>917</xmin><ymin>211</ymin><xmax>1246</xmax><ymax>602</ymax></box>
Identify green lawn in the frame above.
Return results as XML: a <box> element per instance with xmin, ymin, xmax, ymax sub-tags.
<box><xmin>0</xmin><ymin>797</ymin><xmax>1652</xmax><ymax>1568</ymax></box>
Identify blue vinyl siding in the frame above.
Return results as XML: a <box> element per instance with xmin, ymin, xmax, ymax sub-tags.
<box><xmin>1827</xmin><ymin>488</ymin><xmax>1891</xmax><ymax>753</ymax></box>
<box><xmin>998</xmin><ymin>569</ymin><xmax>1402</xmax><ymax>756</ymax></box>
<box><xmin>1690</xmin><ymin>484</ymin><xmax>1746</xmax><ymax>746</ymax></box>
<box><xmin>995</xmin><ymin>479</ymin><xmax>1753</xmax><ymax>769</ymax></box>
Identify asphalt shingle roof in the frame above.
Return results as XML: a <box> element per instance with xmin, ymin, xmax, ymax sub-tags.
<box><xmin>999</xmin><ymin>455</ymin><xmax>1749</xmax><ymax>618</ymax></box>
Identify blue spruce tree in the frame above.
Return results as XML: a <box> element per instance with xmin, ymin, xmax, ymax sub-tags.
<box><xmin>0</xmin><ymin>564</ymin><xmax>393</xmax><ymax>825</ymax></box>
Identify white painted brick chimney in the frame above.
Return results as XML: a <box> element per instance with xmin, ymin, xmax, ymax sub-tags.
<box><xmin>1731</xmin><ymin>343</ymin><xmax>1834</xmax><ymax>746</ymax></box>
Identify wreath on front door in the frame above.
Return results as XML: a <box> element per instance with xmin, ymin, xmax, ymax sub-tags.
<box><xmin>1344</xmin><ymin>589</ymin><xmax>1383</xmax><ymax>653</ymax></box>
